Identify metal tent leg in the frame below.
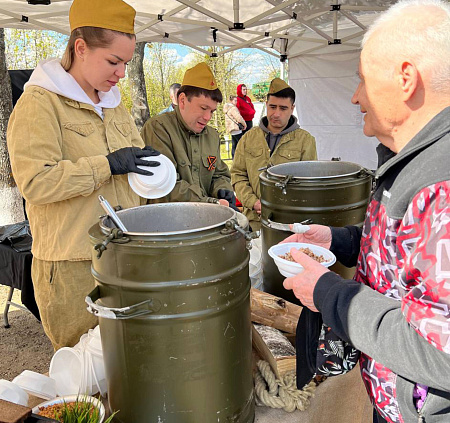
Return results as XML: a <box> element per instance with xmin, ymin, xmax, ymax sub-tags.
<box><xmin>3</xmin><ymin>286</ymin><xmax>14</xmax><ymax>328</ymax></box>
<box><xmin>3</xmin><ymin>286</ymin><xmax>32</xmax><ymax>328</ymax></box>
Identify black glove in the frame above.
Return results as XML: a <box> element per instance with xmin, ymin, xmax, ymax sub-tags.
<box><xmin>106</xmin><ymin>146</ymin><xmax>161</xmax><ymax>176</ymax></box>
<box><xmin>217</xmin><ymin>189</ymin><xmax>239</xmax><ymax>212</ymax></box>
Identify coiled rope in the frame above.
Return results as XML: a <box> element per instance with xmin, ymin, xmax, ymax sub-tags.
<box><xmin>254</xmin><ymin>360</ymin><xmax>316</xmax><ymax>412</ymax></box>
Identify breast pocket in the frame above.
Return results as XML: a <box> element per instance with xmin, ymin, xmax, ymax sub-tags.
<box><xmin>62</xmin><ymin>121</ymin><xmax>100</xmax><ymax>160</ymax></box>
<box><xmin>177</xmin><ymin>157</ymin><xmax>191</xmax><ymax>180</ymax></box>
<box><xmin>114</xmin><ymin>121</ymin><xmax>132</xmax><ymax>138</ymax></box>
<box><xmin>277</xmin><ymin>148</ymin><xmax>300</xmax><ymax>162</ymax></box>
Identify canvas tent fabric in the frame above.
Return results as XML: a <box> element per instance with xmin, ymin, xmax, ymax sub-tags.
<box><xmin>290</xmin><ymin>52</ymin><xmax>379</xmax><ymax>170</ymax></box>
<box><xmin>0</xmin><ymin>0</ymin><xmax>394</xmax><ymax>58</ymax></box>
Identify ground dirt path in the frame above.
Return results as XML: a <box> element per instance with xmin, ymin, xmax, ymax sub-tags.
<box><xmin>0</xmin><ymin>285</ymin><xmax>53</xmax><ymax>380</ymax></box>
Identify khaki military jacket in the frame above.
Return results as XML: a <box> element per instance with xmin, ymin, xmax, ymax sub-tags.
<box><xmin>141</xmin><ymin>108</ymin><xmax>232</xmax><ymax>203</ymax></box>
<box><xmin>7</xmin><ymin>86</ymin><xmax>145</xmax><ymax>261</ymax></box>
<box><xmin>231</xmin><ymin>125</ymin><xmax>317</xmax><ymax>229</ymax></box>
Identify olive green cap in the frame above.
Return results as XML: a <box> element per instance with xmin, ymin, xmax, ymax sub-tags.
<box><xmin>268</xmin><ymin>78</ymin><xmax>290</xmax><ymax>94</ymax></box>
<box><xmin>182</xmin><ymin>63</ymin><xmax>218</xmax><ymax>90</ymax></box>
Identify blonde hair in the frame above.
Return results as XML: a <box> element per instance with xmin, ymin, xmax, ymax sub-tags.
<box><xmin>61</xmin><ymin>27</ymin><xmax>135</xmax><ymax>71</ymax></box>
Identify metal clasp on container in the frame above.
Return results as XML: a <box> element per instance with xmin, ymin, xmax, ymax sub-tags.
<box><xmin>222</xmin><ymin>219</ymin><xmax>260</xmax><ymax>250</ymax></box>
<box><xmin>274</xmin><ymin>174</ymin><xmax>293</xmax><ymax>195</ymax></box>
<box><xmin>94</xmin><ymin>228</ymin><xmax>129</xmax><ymax>259</ymax></box>
<box><xmin>86</xmin><ymin>286</ymin><xmax>160</xmax><ymax>320</ymax></box>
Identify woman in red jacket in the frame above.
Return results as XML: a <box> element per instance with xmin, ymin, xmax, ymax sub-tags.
<box><xmin>236</xmin><ymin>84</ymin><xmax>255</xmax><ymax>134</ymax></box>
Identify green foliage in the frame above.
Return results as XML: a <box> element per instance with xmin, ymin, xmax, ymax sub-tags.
<box><xmin>5</xmin><ymin>29</ymin><xmax>67</xmax><ymax>69</ymax></box>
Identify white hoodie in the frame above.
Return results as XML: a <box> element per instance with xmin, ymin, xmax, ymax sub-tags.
<box><xmin>25</xmin><ymin>58</ymin><xmax>121</xmax><ymax>119</ymax></box>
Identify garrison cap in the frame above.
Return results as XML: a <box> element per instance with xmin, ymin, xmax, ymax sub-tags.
<box><xmin>182</xmin><ymin>63</ymin><xmax>218</xmax><ymax>90</ymax></box>
<box><xmin>268</xmin><ymin>78</ymin><xmax>291</xmax><ymax>94</ymax></box>
<box><xmin>69</xmin><ymin>0</ymin><xmax>136</xmax><ymax>35</ymax></box>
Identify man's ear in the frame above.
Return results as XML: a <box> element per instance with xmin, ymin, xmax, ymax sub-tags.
<box><xmin>399</xmin><ymin>61</ymin><xmax>419</xmax><ymax>101</ymax></box>
<box><xmin>74</xmin><ymin>38</ymin><xmax>87</xmax><ymax>61</ymax></box>
<box><xmin>178</xmin><ymin>92</ymin><xmax>187</xmax><ymax>110</ymax></box>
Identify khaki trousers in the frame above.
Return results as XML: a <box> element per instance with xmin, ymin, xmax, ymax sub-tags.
<box><xmin>31</xmin><ymin>259</ymin><xmax>98</xmax><ymax>350</ymax></box>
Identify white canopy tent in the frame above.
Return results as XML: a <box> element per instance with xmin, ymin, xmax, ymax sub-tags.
<box><xmin>0</xmin><ymin>0</ymin><xmax>395</xmax><ymax>169</ymax></box>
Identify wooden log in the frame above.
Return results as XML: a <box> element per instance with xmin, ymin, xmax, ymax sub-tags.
<box><xmin>252</xmin><ymin>323</ymin><xmax>296</xmax><ymax>378</ymax></box>
<box><xmin>250</xmin><ymin>288</ymin><xmax>302</xmax><ymax>334</ymax></box>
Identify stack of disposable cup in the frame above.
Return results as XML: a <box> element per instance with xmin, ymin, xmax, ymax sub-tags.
<box><xmin>49</xmin><ymin>326</ymin><xmax>107</xmax><ymax>397</ymax></box>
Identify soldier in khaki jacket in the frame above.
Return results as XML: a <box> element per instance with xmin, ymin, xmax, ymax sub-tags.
<box><xmin>231</xmin><ymin>79</ymin><xmax>317</xmax><ymax>230</ymax></box>
<box><xmin>7</xmin><ymin>0</ymin><xmax>160</xmax><ymax>350</ymax></box>
<box><xmin>141</xmin><ymin>63</ymin><xmax>238</xmax><ymax>210</ymax></box>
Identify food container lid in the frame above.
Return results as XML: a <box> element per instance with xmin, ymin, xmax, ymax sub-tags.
<box><xmin>12</xmin><ymin>371</ymin><xmax>56</xmax><ymax>400</ymax></box>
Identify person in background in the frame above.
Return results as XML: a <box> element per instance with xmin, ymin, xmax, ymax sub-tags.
<box><xmin>141</xmin><ymin>63</ymin><xmax>238</xmax><ymax>210</ymax></box>
<box><xmin>224</xmin><ymin>95</ymin><xmax>246</xmax><ymax>158</ymax></box>
<box><xmin>7</xmin><ymin>0</ymin><xmax>160</xmax><ymax>350</ymax></box>
<box><xmin>159</xmin><ymin>82</ymin><xmax>181</xmax><ymax>114</ymax></box>
<box><xmin>281</xmin><ymin>1</ymin><xmax>450</xmax><ymax>422</ymax></box>
<box><xmin>236</xmin><ymin>83</ymin><xmax>255</xmax><ymax>133</ymax></box>
<box><xmin>231</xmin><ymin>78</ymin><xmax>317</xmax><ymax>231</ymax></box>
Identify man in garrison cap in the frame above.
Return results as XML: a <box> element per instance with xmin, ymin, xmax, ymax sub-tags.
<box><xmin>231</xmin><ymin>78</ymin><xmax>317</xmax><ymax>230</ymax></box>
<box><xmin>141</xmin><ymin>63</ymin><xmax>237</xmax><ymax>209</ymax></box>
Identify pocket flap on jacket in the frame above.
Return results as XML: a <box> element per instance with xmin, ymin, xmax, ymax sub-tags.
<box><xmin>247</xmin><ymin>148</ymin><xmax>263</xmax><ymax>158</ymax></box>
<box><xmin>277</xmin><ymin>149</ymin><xmax>298</xmax><ymax>160</ymax></box>
<box><xmin>63</xmin><ymin>122</ymin><xmax>95</xmax><ymax>137</ymax></box>
<box><xmin>114</xmin><ymin>122</ymin><xmax>132</xmax><ymax>137</ymax></box>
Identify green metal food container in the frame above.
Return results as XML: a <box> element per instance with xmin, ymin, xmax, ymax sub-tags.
<box><xmin>87</xmin><ymin>203</ymin><xmax>255</xmax><ymax>423</ymax></box>
<box><xmin>260</xmin><ymin>161</ymin><xmax>372</xmax><ymax>305</ymax></box>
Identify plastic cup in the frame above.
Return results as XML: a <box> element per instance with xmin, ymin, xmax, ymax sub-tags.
<box><xmin>49</xmin><ymin>347</ymin><xmax>84</xmax><ymax>396</ymax></box>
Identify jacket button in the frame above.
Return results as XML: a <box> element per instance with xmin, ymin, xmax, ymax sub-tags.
<box><xmin>194</xmin><ymin>149</ymin><xmax>198</xmax><ymax>153</ymax></box>
<box><xmin>181</xmin><ymin>160</ymin><xmax>186</xmax><ymax>165</ymax></box>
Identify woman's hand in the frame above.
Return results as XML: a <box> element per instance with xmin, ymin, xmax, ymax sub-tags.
<box><xmin>106</xmin><ymin>146</ymin><xmax>160</xmax><ymax>176</ymax></box>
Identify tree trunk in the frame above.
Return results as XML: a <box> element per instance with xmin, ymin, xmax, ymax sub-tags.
<box><xmin>0</xmin><ymin>28</ymin><xmax>25</xmax><ymax>225</ymax></box>
<box><xmin>128</xmin><ymin>42</ymin><xmax>150</xmax><ymax>132</ymax></box>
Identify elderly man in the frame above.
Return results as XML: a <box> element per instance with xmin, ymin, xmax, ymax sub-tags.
<box><xmin>141</xmin><ymin>63</ymin><xmax>236</xmax><ymax>208</ymax></box>
<box><xmin>231</xmin><ymin>78</ymin><xmax>317</xmax><ymax>230</ymax></box>
<box><xmin>159</xmin><ymin>82</ymin><xmax>181</xmax><ymax>114</ymax></box>
<box><xmin>281</xmin><ymin>1</ymin><xmax>450</xmax><ymax>423</ymax></box>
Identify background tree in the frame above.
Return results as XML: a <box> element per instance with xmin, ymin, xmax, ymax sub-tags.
<box><xmin>144</xmin><ymin>43</ymin><xmax>184</xmax><ymax>117</ymax></box>
<box><xmin>0</xmin><ymin>28</ymin><xmax>24</xmax><ymax>225</ymax></box>
<box><xmin>5</xmin><ymin>29</ymin><xmax>66</xmax><ymax>70</ymax></box>
<box><xmin>128</xmin><ymin>41</ymin><xmax>150</xmax><ymax>131</ymax></box>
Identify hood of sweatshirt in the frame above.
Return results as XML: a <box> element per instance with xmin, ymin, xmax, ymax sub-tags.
<box><xmin>259</xmin><ymin>115</ymin><xmax>299</xmax><ymax>136</ymax></box>
<box><xmin>237</xmin><ymin>84</ymin><xmax>246</xmax><ymax>98</ymax></box>
<box><xmin>25</xmin><ymin>58</ymin><xmax>121</xmax><ymax>117</ymax></box>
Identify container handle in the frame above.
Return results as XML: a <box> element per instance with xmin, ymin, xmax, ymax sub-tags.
<box><xmin>274</xmin><ymin>174</ymin><xmax>292</xmax><ymax>195</ymax></box>
<box><xmin>224</xmin><ymin>219</ymin><xmax>260</xmax><ymax>250</ymax></box>
<box><xmin>85</xmin><ymin>286</ymin><xmax>160</xmax><ymax>319</ymax></box>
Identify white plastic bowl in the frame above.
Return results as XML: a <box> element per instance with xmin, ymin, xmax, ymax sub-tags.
<box><xmin>268</xmin><ymin>242</ymin><xmax>336</xmax><ymax>278</ymax></box>
<box><xmin>12</xmin><ymin>370</ymin><xmax>56</xmax><ymax>400</ymax></box>
<box><xmin>32</xmin><ymin>394</ymin><xmax>105</xmax><ymax>423</ymax></box>
<box><xmin>128</xmin><ymin>154</ymin><xmax>176</xmax><ymax>199</ymax></box>
<box><xmin>0</xmin><ymin>379</ymin><xmax>28</xmax><ymax>406</ymax></box>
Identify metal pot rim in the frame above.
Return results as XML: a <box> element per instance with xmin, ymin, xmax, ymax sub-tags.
<box><xmin>99</xmin><ymin>203</ymin><xmax>243</xmax><ymax>236</ymax></box>
<box><xmin>267</xmin><ymin>160</ymin><xmax>365</xmax><ymax>179</ymax></box>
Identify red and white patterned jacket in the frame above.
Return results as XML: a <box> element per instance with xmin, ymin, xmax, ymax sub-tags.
<box><xmin>314</xmin><ymin>107</ymin><xmax>450</xmax><ymax>423</ymax></box>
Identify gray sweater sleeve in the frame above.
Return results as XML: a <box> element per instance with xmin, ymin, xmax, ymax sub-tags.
<box><xmin>313</xmin><ymin>272</ymin><xmax>450</xmax><ymax>392</ymax></box>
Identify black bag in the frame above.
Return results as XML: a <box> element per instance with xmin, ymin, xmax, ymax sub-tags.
<box><xmin>0</xmin><ymin>221</ymin><xmax>32</xmax><ymax>252</ymax></box>
<box><xmin>237</xmin><ymin>122</ymin><xmax>245</xmax><ymax>131</ymax></box>
<box><xmin>296</xmin><ymin>308</ymin><xmax>360</xmax><ymax>389</ymax></box>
